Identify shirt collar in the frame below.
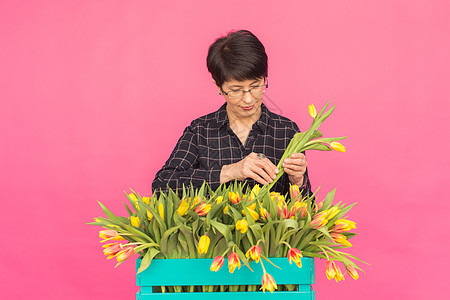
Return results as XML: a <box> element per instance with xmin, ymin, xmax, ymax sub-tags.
<box><xmin>215</xmin><ymin>102</ymin><xmax>269</xmax><ymax>132</ymax></box>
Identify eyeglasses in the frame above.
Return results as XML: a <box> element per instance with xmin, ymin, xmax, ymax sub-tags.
<box><xmin>221</xmin><ymin>78</ymin><xmax>269</xmax><ymax>99</ymax></box>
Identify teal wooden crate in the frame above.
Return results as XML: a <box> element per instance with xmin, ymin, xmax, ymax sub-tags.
<box><xmin>136</xmin><ymin>257</ymin><xmax>315</xmax><ymax>299</ymax></box>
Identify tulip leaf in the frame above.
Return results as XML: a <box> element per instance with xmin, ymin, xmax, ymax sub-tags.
<box><xmin>317</xmin><ymin>226</ymin><xmax>332</xmax><ymax>239</ymax></box>
<box><xmin>137</xmin><ymin>247</ymin><xmax>160</xmax><ymax>274</ymax></box>
<box><xmin>311</xmin><ymin>130</ymin><xmax>323</xmax><ymax>139</ymax></box>
<box><xmin>210</xmin><ymin>220</ymin><xmax>233</xmax><ymax>244</ymax></box>
<box><xmin>235</xmin><ymin>247</ymin><xmax>253</xmax><ymax>272</ymax></box>
<box><xmin>98</xmin><ymin>201</ymin><xmax>121</xmax><ymax>223</ymax></box>
<box><xmin>322</xmin><ymin>189</ymin><xmax>336</xmax><ymax>211</ymax></box>
<box><xmin>160</xmin><ymin>226</ymin><xmax>180</xmax><ymax>255</ymax></box>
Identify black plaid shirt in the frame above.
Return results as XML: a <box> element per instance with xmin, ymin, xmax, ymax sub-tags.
<box><xmin>152</xmin><ymin>102</ymin><xmax>312</xmax><ymax>198</ymax></box>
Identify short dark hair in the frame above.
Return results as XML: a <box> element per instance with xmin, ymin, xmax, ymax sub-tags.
<box><xmin>207</xmin><ymin>30</ymin><xmax>268</xmax><ymax>88</ymax></box>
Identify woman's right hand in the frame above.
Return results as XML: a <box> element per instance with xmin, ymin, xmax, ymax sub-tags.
<box><xmin>220</xmin><ymin>152</ymin><xmax>279</xmax><ymax>186</ymax></box>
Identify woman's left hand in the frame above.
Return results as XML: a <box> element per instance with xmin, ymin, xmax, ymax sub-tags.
<box><xmin>282</xmin><ymin>153</ymin><xmax>307</xmax><ymax>186</ymax></box>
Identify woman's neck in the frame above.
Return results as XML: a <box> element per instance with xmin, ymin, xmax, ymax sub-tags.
<box><xmin>227</xmin><ymin>105</ymin><xmax>262</xmax><ymax>132</ymax></box>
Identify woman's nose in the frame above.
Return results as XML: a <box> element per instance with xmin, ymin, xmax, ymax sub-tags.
<box><xmin>242</xmin><ymin>91</ymin><xmax>255</xmax><ymax>103</ymax></box>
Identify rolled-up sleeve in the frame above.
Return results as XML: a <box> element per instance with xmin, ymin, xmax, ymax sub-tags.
<box><xmin>152</xmin><ymin>123</ymin><xmax>222</xmax><ymax>196</ymax></box>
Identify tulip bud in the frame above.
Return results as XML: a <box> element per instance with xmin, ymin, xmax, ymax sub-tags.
<box><xmin>346</xmin><ymin>264</ymin><xmax>359</xmax><ymax>280</ymax></box>
<box><xmin>228</xmin><ymin>191</ymin><xmax>241</xmax><ymax>204</ymax></box>
<box><xmin>249</xmin><ymin>184</ymin><xmax>261</xmax><ymax>201</ymax></box>
<box><xmin>334</xmin><ymin>219</ymin><xmax>356</xmax><ymax>233</ymax></box>
<box><xmin>330</xmin><ymin>233</ymin><xmax>352</xmax><ymax>247</ymax></box>
<box><xmin>177</xmin><ymin>199</ymin><xmax>189</xmax><ymax>216</ymax></box>
<box><xmin>198</xmin><ymin>235</ymin><xmax>210</xmax><ymax>254</ymax></box>
<box><xmin>308</xmin><ymin>104</ymin><xmax>317</xmax><ymax>118</ymax></box>
<box><xmin>330</xmin><ymin>141</ymin><xmax>346</xmax><ymax>152</ymax></box>
<box><xmin>99</xmin><ymin>230</ymin><xmax>125</xmax><ymax>241</ymax></box>
<box><xmin>130</xmin><ymin>216</ymin><xmax>140</xmax><ymax>227</ymax></box>
<box><xmin>289</xmin><ymin>184</ymin><xmax>301</xmax><ymax>201</ymax></box>
<box><xmin>102</xmin><ymin>242</ymin><xmax>123</xmax><ymax>259</ymax></box>
<box><xmin>210</xmin><ymin>255</ymin><xmax>225</xmax><ymax>272</ymax></box>
<box><xmin>195</xmin><ymin>203</ymin><xmax>211</xmax><ymax>216</ymax></box>
<box><xmin>158</xmin><ymin>202</ymin><xmax>164</xmax><ymax>221</ymax></box>
<box><xmin>146</xmin><ymin>209</ymin><xmax>153</xmax><ymax>221</ymax></box>
<box><xmin>116</xmin><ymin>246</ymin><xmax>135</xmax><ymax>262</ymax></box>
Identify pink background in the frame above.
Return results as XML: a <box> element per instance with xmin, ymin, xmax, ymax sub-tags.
<box><xmin>1</xmin><ymin>1</ymin><xmax>449</xmax><ymax>299</ymax></box>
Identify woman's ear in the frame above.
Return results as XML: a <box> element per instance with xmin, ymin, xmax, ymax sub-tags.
<box><xmin>213</xmin><ymin>80</ymin><xmax>222</xmax><ymax>95</ymax></box>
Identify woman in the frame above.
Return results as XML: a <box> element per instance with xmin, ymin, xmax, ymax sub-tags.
<box><xmin>152</xmin><ymin>30</ymin><xmax>311</xmax><ymax>198</ymax></box>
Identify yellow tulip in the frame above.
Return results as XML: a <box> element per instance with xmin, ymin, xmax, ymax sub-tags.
<box><xmin>198</xmin><ymin>235</ymin><xmax>210</xmax><ymax>254</ymax></box>
<box><xmin>129</xmin><ymin>193</ymin><xmax>138</xmax><ymax>202</ymax></box>
<box><xmin>216</xmin><ymin>196</ymin><xmax>224</xmax><ymax>204</ymax></box>
<box><xmin>236</xmin><ymin>219</ymin><xmax>248</xmax><ymax>233</ymax></box>
<box><xmin>177</xmin><ymin>199</ymin><xmax>189</xmax><ymax>216</ymax></box>
<box><xmin>158</xmin><ymin>202</ymin><xmax>164</xmax><ymax>221</ymax></box>
<box><xmin>249</xmin><ymin>184</ymin><xmax>261</xmax><ymax>201</ymax></box>
<box><xmin>146</xmin><ymin>209</ymin><xmax>153</xmax><ymax>221</ymax></box>
<box><xmin>130</xmin><ymin>216</ymin><xmax>140</xmax><ymax>227</ymax></box>
<box><xmin>325</xmin><ymin>207</ymin><xmax>340</xmax><ymax>220</ymax></box>
<box><xmin>223</xmin><ymin>206</ymin><xmax>229</xmax><ymax>215</ymax></box>
<box><xmin>308</xmin><ymin>104</ymin><xmax>317</xmax><ymax>118</ymax></box>
<box><xmin>330</xmin><ymin>141</ymin><xmax>346</xmax><ymax>152</ymax></box>
<box><xmin>192</xmin><ymin>195</ymin><xmax>201</xmax><ymax>207</ymax></box>
<box><xmin>142</xmin><ymin>196</ymin><xmax>150</xmax><ymax>205</ymax></box>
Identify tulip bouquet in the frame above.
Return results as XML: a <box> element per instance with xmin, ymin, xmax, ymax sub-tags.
<box><xmin>89</xmin><ymin>104</ymin><xmax>366</xmax><ymax>293</ymax></box>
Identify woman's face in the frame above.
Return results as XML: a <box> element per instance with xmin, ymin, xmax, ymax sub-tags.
<box><xmin>219</xmin><ymin>77</ymin><xmax>266</xmax><ymax>121</ymax></box>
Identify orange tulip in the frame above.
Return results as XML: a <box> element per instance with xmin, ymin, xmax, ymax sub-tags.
<box><xmin>195</xmin><ymin>203</ymin><xmax>211</xmax><ymax>216</ymax></box>
<box><xmin>102</xmin><ymin>242</ymin><xmax>123</xmax><ymax>259</ymax></box>
<box><xmin>116</xmin><ymin>246</ymin><xmax>135</xmax><ymax>262</ymax></box>
<box><xmin>245</xmin><ymin>245</ymin><xmax>261</xmax><ymax>263</ymax></box>
<box><xmin>289</xmin><ymin>184</ymin><xmax>301</xmax><ymax>201</ymax></box>
<box><xmin>334</xmin><ymin>219</ymin><xmax>356</xmax><ymax>233</ymax></box>
<box><xmin>287</xmin><ymin>248</ymin><xmax>303</xmax><ymax>268</ymax></box>
<box><xmin>99</xmin><ymin>230</ymin><xmax>124</xmax><ymax>241</ymax></box>
<box><xmin>346</xmin><ymin>264</ymin><xmax>359</xmax><ymax>280</ymax></box>
<box><xmin>210</xmin><ymin>255</ymin><xmax>225</xmax><ymax>272</ymax></box>
<box><xmin>330</xmin><ymin>233</ymin><xmax>352</xmax><ymax>247</ymax></box>
<box><xmin>259</xmin><ymin>207</ymin><xmax>270</xmax><ymax>221</ymax></box>
<box><xmin>325</xmin><ymin>260</ymin><xmax>345</xmax><ymax>282</ymax></box>
<box><xmin>228</xmin><ymin>252</ymin><xmax>241</xmax><ymax>273</ymax></box>
<box><xmin>261</xmin><ymin>273</ymin><xmax>278</xmax><ymax>293</ymax></box>
<box><xmin>228</xmin><ymin>191</ymin><xmax>241</xmax><ymax>204</ymax></box>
